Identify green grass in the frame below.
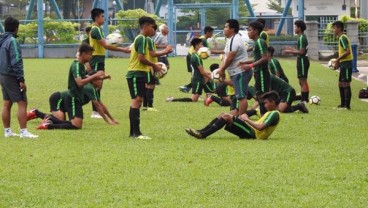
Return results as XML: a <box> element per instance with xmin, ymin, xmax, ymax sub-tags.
<box><xmin>1</xmin><ymin>57</ymin><xmax>368</xmax><ymax>207</ymax></box>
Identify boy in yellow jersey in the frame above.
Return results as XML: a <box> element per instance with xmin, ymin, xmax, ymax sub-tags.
<box><xmin>179</xmin><ymin>26</ymin><xmax>224</xmax><ymax>93</ymax></box>
<box><xmin>89</xmin><ymin>8</ymin><xmax>130</xmax><ymax>118</ymax></box>
<box><xmin>127</xmin><ymin>16</ymin><xmax>161</xmax><ymax>139</ymax></box>
<box><xmin>185</xmin><ymin>91</ymin><xmax>280</xmax><ymax>140</ymax></box>
<box><xmin>332</xmin><ymin>21</ymin><xmax>353</xmax><ymax>110</ymax></box>
<box><xmin>257</xmin><ymin>18</ymin><xmax>269</xmax><ymax>47</ymax></box>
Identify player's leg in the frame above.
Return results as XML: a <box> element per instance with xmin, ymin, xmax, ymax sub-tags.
<box><xmin>48</xmin><ymin>91</ymin><xmax>65</xmax><ymax>120</ymax></box>
<box><xmin>338</xmin><ymin>63</ymin><xmax>352</xmax><ymax>109</ymax></box>
<box><xmin>231</xmin><ymin>71</ymin><xmax>252</xmax><ymax>115</ymax></box>
<box><xmin>90</xmin><ymin>62</ymin><xmax>105</xmax><ymax>118</ymax></box>
<box><xmin>127</xmin><ymin>76</ymin><xmax>146</xmax><ymax>137</ymax></box>
<box><xmin>224</xmin><ymin>117</ymin><xmax>256</xmax><ymax>139</ymax></box>
<box><xmin>297</xmin><ymin>58</ymin><xmax>310</xmax><ymax>102</ymax></box>
<box><xmin>179</xmin><ymin>54</ymin><xmax>192</xmax><ymax>92</ymax></box>
<box><xmin>185</xmin><ymin>113</ymin><xmax>230</xmax><ymax>139</ymax></box>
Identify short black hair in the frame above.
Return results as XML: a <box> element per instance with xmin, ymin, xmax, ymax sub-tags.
<box><xmin>91</xmin><ymin>8</ymin><xmax>104</xmax><ymax>22</ymax></box>
<box><xmin>256</xmin><ymin>18</ymin><xmax>266</xmax><ymax>27</ymax></box>
<box><xmin>79</xmin><ymin>43</ymin><xmax>94</xmax><ymax>54</ymax></box>
<box><xmin>153</xmin><ymin>23</ymin><xmax>158</xmax><ymax>31</ymax></box>
<box><xmin>4</xmin><ymin>17</ymin><xmax>19</xmax><ymax>33</ymax></box>
<box><xmin>226</xmin><ymin>19</ymin><xmax>240</xmax><ymax>33</ymax></box>
<box><xmin>249</xmin><ymin>21</ymin><xmax>264</xmax><ymax>35</ymax></box>
<box><xmin>294</xmin><ymin>20</ymin><xmax>306</xmax><ymax>32</ymax></box>
<box><xmin>85</xmin><ymin>26</ymin><xmax>92</xmax><ymax>33</ymax></box>
<box><xmin>191</xmin><ymin>38</ymin><xmax>202</xmax><ymax>48</ymax></box>
<box><xmin>139</xmin><ymin>16</ymin><xmax>156</xmax><ymax>28</ymax></box>
<box><xmin>204</xmin><ymin>26</ymin><xmax>214</xmax><ymax>34</ymax></box>
<box><xmin>262</xmin><ymin>91</ymin><xmax>280</xmax><ymax>105</ymax></box>
<box><xmin>209</xmin><ymin>63</ymin><xmax>219</xmax><ymax>72</ymax></box>
<box><xmin>332</xmin><ymin>21</ymin><xmax>344</xmax><ymax>31</ymax></box>
<box><xmin>267</xmin><ymin>46</ymin><xmax>275</xmax><ymax>56</ymax></box>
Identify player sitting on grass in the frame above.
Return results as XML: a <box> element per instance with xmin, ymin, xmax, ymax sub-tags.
<box><xmin>166</xmin><ymin>38</ymin><xmax>213</xmax><ymax>102</ymax></box>
<box><xmin>35</xmin><ymin>44</ymin><xmax>105</xmax><ymax>129</ymax></box>
<box><xmin>246</xmin><ymin>75</ymin><xmax>308</xmax><ymax>116</ymax></box>
<box><xmin>267</xmin><ymin>46</ymin><xmax>289</xmax><ymax>83</ymax></box>
<box><xmin>185</xmin><ymin>91</ymin><xmax>280</xmax><ymax>140</ymax></box>
<box><xmin>28</xmin><ymin>83</ymin><xmax>118</xmax><ymax>128</ymax></box>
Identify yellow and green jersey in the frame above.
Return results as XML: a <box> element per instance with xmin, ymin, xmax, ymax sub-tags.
<box><xmin>225</xmin><ymin>72</ymin><xmax>235</xmax><ymax>96</ymax></box>
<box><xmin>338</xmin><ymin>34</ymin><xmax>353</xmax><ymax>62</ymax></box>
<box><xmin>253</xmin><ymin>110</ymin><xmax>280</xmax><ymax>140</ymax></box>
<box><xmin>260</xmin><ymin>31</ymin><xmax>269</xmax><ymax>47</ymax></box>
<box><xmin>90</xmin><ymin>25</ymin><xmax>106</xmax><ymax>66</ymax></box>
<box><xmin>188</xmin><ymin>35</ymin><xmax>209</xmax><ymax>55</ymax></box>
<box><xmin>147</xmin><ymin>37</ymin><xmax>158</xmax><ymax>63</ymax></box>
<box><xmin>126</xmin><ymin>34</ymin><xmax>151</xmax><ymax>78</ymax></box>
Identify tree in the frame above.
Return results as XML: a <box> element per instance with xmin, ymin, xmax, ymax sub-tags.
<box><xmin>267</xmin><ymin>0</ymin><xmax>291</xmax><ymax>15</ymax></box>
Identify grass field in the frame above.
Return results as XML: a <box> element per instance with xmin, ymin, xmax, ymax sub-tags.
<box><xmin>1</xmin><ymin>57</ymin><xmax>368</xmax><ymax>207</ymax></box>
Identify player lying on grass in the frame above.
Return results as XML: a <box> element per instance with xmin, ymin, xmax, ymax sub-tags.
<box><xmin>185</xmin><ymin>91</ymin><xmax>280</xmax><ymax>140</ymax></box>
<box><xmin>246</xmin><ymin>75</ymin><xmax>308</xmax><ymax>117</ymax></box>
<box><xmin>32</xmin><ymin>44</ymin><xmax>105</xmax><ymax>129</ymax></box>
<box><xmin>27</xmin><ymin>83</ymin><xmax>118</xmax><ymax>128</ymax></box>
<box><xmin>166</xmin><ymin>38</ymin><xmax>215</xmax><ymax>102</ymax></box>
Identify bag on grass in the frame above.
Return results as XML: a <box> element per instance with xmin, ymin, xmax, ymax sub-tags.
<box><xmin>358</xmin><ymin>88</ymin><xmax>368</xmax><ymax>99</ymax></box>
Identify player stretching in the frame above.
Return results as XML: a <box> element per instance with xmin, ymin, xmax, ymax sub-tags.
<box><xmin>127</xmin><ymin>17</ymin><xmax>162</xmax><ymax>139</ymax></box>
<box><xmin>332</xmin><ymin>21</ymin><xmax>353</xmax><ymax>110</ymax></box>
<box><xmin>166</xmin><ymin>38</ymin><xmax>212</xmax><ymax>102</ymax></box>
<box><xmin>284</xmin><ymin>20</ymin><xmax>310</xmax><ymax>103</ymax></box>
<box><xmin>238</xmin><ymin>21</ymin><xmax>269</xmax><ymax>116</ymax></box>
<box><xmin>36</xmin><ymin>44</ymin><xmax>105</xmax><ymax>129</ymax></box>
<box><xmin>0</xmin><ymin>17</ymin><xmax>38</xmax><ymax>138</ymax></box>
<box><xmin>267</xmin><ymin>46</ymin><xmax>289</xmax><ymax>83</ymax></box>
<box><xmin>185</xmin><ymin>91</ymin><xmax>280</xmax><ymax>140</ymax></box>
<box><xmin>89</xmin><ymin>8</ymin><xmax>130</xmax><ymax>118</ymax></box>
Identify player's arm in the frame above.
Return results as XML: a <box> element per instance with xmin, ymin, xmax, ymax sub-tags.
<box><xmin>239</xmin><ymin>45</ymin><xmax>268</xmax><ymax>71</ymax></box>
<box><xmin>75</xmin><ymin>71</ymin><xmax>104</xmax><ymax>87</ymax></box>
<box><xmin>210</xmin><ymin>49</ymin><xmax>224</xmax><ymax>54</ymax></box>
<box><xmin>149</xmin><ymin>45</ymin><xmax>173</xmax><ymax>57</ymax></box>
<box><xmin>198</xmin><ymin>65</ymin><xmax>211</xmax><ymax>80</ymax></box>
<box><xmin>97</xmin><ymin>39</ymin><xmax>130</xmax><ymax>53</ymax></box>
<box><xmin>98</xmin><ymin>101</ymin><xmax>119</xmax><ymax>124</ymax></box>
<box><xmin>91</xmin><ymin>100</ymin><xmax>115</xmax><ymax>125</ymax></box>
<box><xmin>239</xmin><ymin>114</ymin><xmax>267</xmax><ymax>131</ymax></box>
<box><xmin>218</xmin><ymin>51</ymin><xmax>236</xmax><ymax>77</ymax></box>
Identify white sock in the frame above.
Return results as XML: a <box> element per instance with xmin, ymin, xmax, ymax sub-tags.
<box><xmin>20</xmin><ymin>128</ymin><xmax>28</xmax><ymax>134</ymax></box>
<box><xmin>5</xmin><ymin>128</ymin><xmax>11</xmax><ymax>134</ymax></box>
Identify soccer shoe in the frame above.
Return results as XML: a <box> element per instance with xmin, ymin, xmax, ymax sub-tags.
<box><xmin>136</xmin><ymin>135</ymin><xmax>152</xmax><ymax>140</ymax></box>
<box><xmin>299</xmin><ymin>102</ymin><xmax>309</xmax><ymax>113</ymax></box>
<box><xmin>142</xmin><ymin>107</ymin><xmax>148</xmax><ymax>111</ymax></box>
<box><xmin>185</xmin><ymin>128</ymin><xmax>204</xmax><ymax>139</ymax></box>
<box><xmin>179</xmin><ymin>86</ymin><xmax>190</xmax><ymax>93</ymax></box>
<box><xmin>333</xmin><ymin>105</ymin><xmax>350</xmax><ymax>110</ymax></box>
<box><xmin>204</xmin><ymin>96</ymin><xmax>213</xmax><ymax>106</ymax></box>
<box><xmin>91</xmin><ymin>111</ymin><xmax>103</xmax><ymax>119</ymax></box>
<box><xmin>4</xmin><ymin>131</ymin><xmax>19</xmax><ymax>138</ymax></box>
<box><xmin>147</xmin><ymin>107</ymin><xmax>159</xmax><ymax>112</ymax></box>
<box><xmin>20</xmin><ymin>131</ymin><xmax>38</xmax><ymax>138</ymax></box>
<box><xmin>166</xmin><ymin>96</ymin><xmax>174</xmax><ymax>102</ymax></box>
<box><xmin>36</xmin><ymin>116</ymin><xmax>52</xmax><ymax>130</ymax></box>
<box><xmin>26</xmin><ymin>108</ymin><xmax>37</xmax><ymax>121</ymax></box>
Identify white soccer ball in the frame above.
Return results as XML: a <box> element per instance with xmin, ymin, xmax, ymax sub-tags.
<box><xmin>211</xmin><ymin>69</ymin><xmax>220</xmax><ymax>80</ymax></box>
<box><xmin>309</xmin><ymin>95</ymin><xmax>321</xmax><ymax>105</ymax></box>
<box><xmin>197</xmin><ymin>47</ymin><xmax>211</xmax><ymax>59</ymax></box>
<box><xmin>106</xmin><ymin>33</ymin><xmax>123</xmax><ymax>46</ymax></box>
<box><xmin>328</xmin><ymin>58</ymin><xmax>337</xmax><ymax>69</ymax></box>
<box><xmin>151</xmin><ymin>62</ymin><xmax>168</xmax><ymax>79</ymax></box>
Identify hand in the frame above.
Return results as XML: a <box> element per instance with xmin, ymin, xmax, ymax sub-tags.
<box><xmin>103</xmin><ymin>74</ymin><xmax>111</xmax><ymax>80</ymax></box>
<box><xmin>332</xmin><ymin>59</ymin><xmax>339</xmax><ymax>68</ymax></box>
<box><xmin>165</xmin><ymin>45</ymin><xmax>173</xmax><ymax>53</ymax></box>
<box><xmin>239</xmin><ymin>114</ymin><xmax>249</xmax><ymax>121</ymax></box>
<box><xmin>95</xmin><ymin>71</ymin><xmax>105</xmax><ymax>79</ymax></box>
<box><xmin>216</xmin><ymin>68</ymin><xmax>225</xmax><ymax>80</ymax></box>
<box><xmin>152</xmin><ymin>63</ymin><xmax>162</xmax><ymax>72</ymax></box>
<box><xmin>240</xmin><ymin>64</ymin><xmax>252</xmax><ymax>71</ymax></box>
<box><xmin>19</xmin><ymin>82</ymin><xmax>26</xmax><ymax>92</ymax></box>
<box><xmin>112</xmin><ymin>119</ymin><xmax>119</xmax><ymax>124</ymax></box>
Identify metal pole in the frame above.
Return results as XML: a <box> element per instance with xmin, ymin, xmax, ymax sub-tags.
<box><xmin>276</xmin><ymin>0</ymin><xmax>292</xmax><ymax>36</ymax></box>
<box><xmin>244</xmin><ymin>0</ymin><xmax>255</xmax><ymax>18</ymax></box>
<box><xmin>200</xmin><ymin>7</ymin><xmax>206</xmax><ymax>33</ymax></box>
<box><xmin>37</xmin><ymin>0</ymin><xmax>44</xmax><ymax>58</ymax></box>
<box><xmin>361</xmin><ymin>0</ymin><xmax>368</xmax><ymax>19</ymax></box>
<box><xmin>26</xmin><ymin>0</ymin><xmax>35</xmax><ymax>20</ymax></box>
<box><xmin>167</xmin><ymin>0</ymin><xmax>174</xmax><ymax>53</ymax></box>
<box><xmin>232</xmin><ymin>0</ymin><xmax>239</xmax><ymax>19</ymax></box>
<box><xmin>115</xmin><ymin>0</ymin><xmax>124</xmax><ymax>11</ymax></box>
<box><xmin>49</xmin><ymin>0</ymin><xmax>63</xmax><ymax>19</ymax></box>
<box><xmin>298</xmin><ymin>0</ymin><xmax>304</xmax><ymax>20</ymax></box>
<box><xmin>101</xmin><ymin>0</ymin><xmax>109</xmax><ymax>57</ymax></box>
<box><xmin>155</xmin><ymin>0</ymin><xmax>163</xmax><ymax>16</ymax></box>
<box><xmin>92</xmin><ymin>0</ymin><xmax>99</xmax><ymax>9</ymax></box>
<box><xmin>0</xmin><ymin>24</ymin><xmax>4</xmax><ymax>33</ymax></box>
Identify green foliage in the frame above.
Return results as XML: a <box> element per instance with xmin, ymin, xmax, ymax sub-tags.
<box><xmin>267</xmin><ymin>0</ymin><xmax>292</xmax><ymax>15</ymax></box>
<box><xmin>17</xmin><ymin>18</ymin><xmax>80</xmax><ymax>44</ymax></box>
<box><xmin>323</xmin><ymin>15</ymin><xmax>368</xmax><ymax>47</ymax></box>
<box><xmin>0</xmin><ymin>58</ymin><xmax>367</xmax><ymax>207</ymax></box>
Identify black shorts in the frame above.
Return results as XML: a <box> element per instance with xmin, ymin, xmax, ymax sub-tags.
<box><xmin>229</xmin><ymin>95</ymin><xmax>238</xmax><ymax>111</ymax></box>
<box><xmin>224</xmin><ymin>117</ymin><xmax>256</xmax><ymax>139</ymax></box>
<box><xmin>297</xmin><ymin>57</ymin><xmax>310</xmax><ymax>78</ymax></box>
<box><xmin>216</xmin><ymin>82</ymin><xmax>228</xmax><ymax>97</ymax></box>
<box><xmin>91</xmin><ymin>62</ymin><xmax>105</xmax><ymax>72</ymax></box>
<box><xmin>64</xmin><ymin>95</ymin><xmax>83</xmax><ymax>120</ymax></box>
<box><xmin>49</xmin><ymin>92</ymin><xmax>65</xmax><ymax>112</ymax></box>
<box><xmin>0</xmin><ymin>75</ymin><xmax>27</xmax><ymax>102</ymax></box>
<box><xmin>158</xmin><ymin>56</ymin><xmax>169</xmax><ymax>67</ymax></box>
<box><xmin>204</xmin><ymin>80</ymin><xmax>216</xmax><ymax>93</ymax></box>
<box><xmin>186</xmin><ymin>54</ymin><xmax>192</xmax><ymax>72</ymax></box>
<box><xmin>191</xmin><ymin>81</ymin><xmax>204</xmax><ymax>95</ymax></box>
<box><xmin>339</xmin><ymin>61</ymin><xmax>352</xmax><ymax>82</ymax></box>
<box><xmin>254</xmin><ymin>70</ymin><xmax>270</xmax><ymax>95</ymax></box>
<box><xmin>147</xmin><ymin>71</ymin><xmax>158</xmax><ymax>85</ymax></box>
<box><xmin>280</xmin><ymin>89</ymin><xmax>296</xmax><ymax>106</ymax></box>
<box><xmin>127</xmin><ymin>76</ymin><xmax>147</xmax><ymax>99</ymax></box>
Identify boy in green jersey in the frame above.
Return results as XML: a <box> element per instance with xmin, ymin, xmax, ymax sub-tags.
<box><xmin>267</xmin><ymin>46</ymin><xmax>289</xmax><ymax>83</ymax></box>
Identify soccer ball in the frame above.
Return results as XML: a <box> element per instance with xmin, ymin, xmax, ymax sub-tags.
<box><xmin>309</xmin><ymin>95</ymin><xmax>321</xmax><ymax>105</ymax></box>
<box><xmin>197</xmin><ymin>47</ymin><xmax>211</xmax><ymax>59</ymax></box>
<box><xmin>328</xmin><ymin>58</ymin><xmax>337</xmax><ymax>69</ymax></box>
<box><xmin>106</xmin><ymin>33</ymin><xmax>123</xmax><ymax>46</ymax></box>
<box><xmin>211</xmin><ymin>68</ymin><xmax>221</xmax><ymax>80</ymax></box>
<box><xmin>151</xmin><ymin>62</ymin><xmax>168</xmax><ymax>79</ymax></box>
